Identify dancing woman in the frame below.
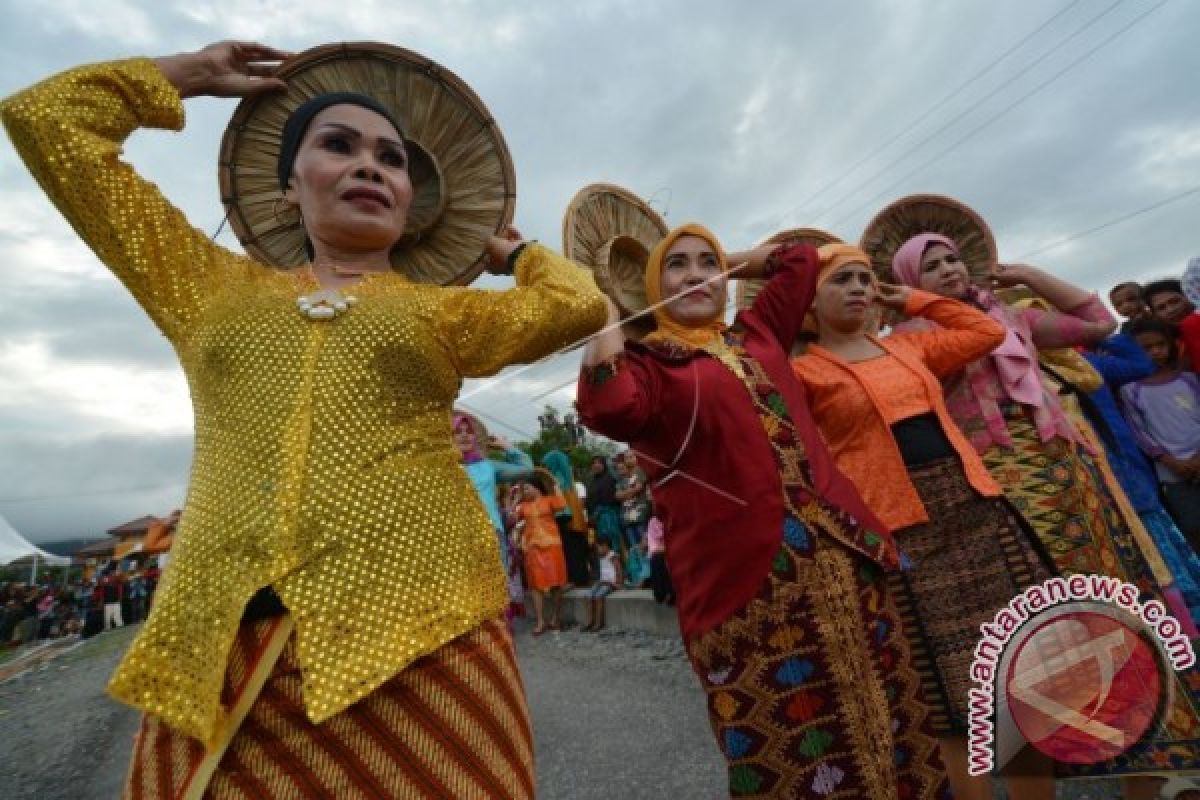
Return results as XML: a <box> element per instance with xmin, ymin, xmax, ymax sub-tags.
<box><xmin>2</xmin><ymin>41</ymin><xmax>607</xmax><ymax>799</ymax></box>
<box><xmin>576</xmin><ymin>224</ymin><xmax>949</xmax><ymax>799</ymax></box>
<box><xmin>790</xmin><ymin>244</ymin><xmax>1055</xmax><ymax>800</ymax></box>
<box><xmin>890</xmin><ymin>233</ymin><xmax>1200</xmax><ymax>784</ymax></box>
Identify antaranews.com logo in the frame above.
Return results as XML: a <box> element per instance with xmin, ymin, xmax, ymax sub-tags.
<box><xmin>968</xmin><ymin>574</ymin><xmax>1195</xmax><ymax>774</ymax></box>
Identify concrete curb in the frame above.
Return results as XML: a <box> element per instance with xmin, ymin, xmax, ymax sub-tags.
<box><xmin>557</xmin><ymin>588</ymin><xmax>680</xmax><ymax>637</ymax></box>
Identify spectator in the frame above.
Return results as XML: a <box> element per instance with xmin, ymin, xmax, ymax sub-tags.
<box><xmin>1122</xmin><ymin>318</ymin><xmax>1200</xmax><ymax>551</ymax></box>
<box><xmin>1</xmin><ymin>590</ymin><xmax>23</xmax><ymax>645</ymax></box>
<box><xmin>142</xmin><ymin>565</ymin><xmax>160</xmax><ymax>610</ymax></box>
<box><xmin>615</xmin><ymin>452</ymin><xmax>652</xmax><ymax>546</ymax></box>
<box><xmin>543</xmin><ymin>449</ymin><xmax>591</xmax><ymax>588</ymax></box>
<box><xmin>1109</xmin><ymin>281</ymin><xmax>1150</xmax><ymax>334</ymax></box>
<box><xmin>584</xmin><ymin>456</ymin><xmax>623</xmax><ymax>553</ymax></box>
<box><xmin>100</xmin><ymin>574</ymin><xmax>124</xmax><ymax>630</ymax></box>
<box><xmin>1084</xmin><ymin>334</ymin><xmax>1200</xmax><ymax>625</ymax></box>
<box><xmin>1144</xmin><ymin>278</ymin><xmax>1200</xmax><ymax>371</ymax></box>
<box><xmin>13</xmin><ymin>587</ymin><xmax>38</xmax><ymax>645</ymax></box>
<box><xmin>583</xmin><ymin>539</ymin><xmax>622</xmax><ymax>632</ymax></box>
<box><xmin>127</xmin><ymin>572</ymin><xmax>147</xmax><ymax>624</ymax></box>
<box><xmin>514</xmin><ymin>479</ymin><xmax>569</xmax><ymax>636</ymax></box>
<box><xmin>646</xmin><ymin>516</ymin><xmax>674</xmax><ymax>605</ymax></box>
<box><xmin>452</xmin><ymin>412</ymin><xmax>533</xmax><ymax>575</ymax></box>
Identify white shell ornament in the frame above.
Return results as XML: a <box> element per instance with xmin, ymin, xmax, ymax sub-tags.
<box><xmin>297</xmin><ymin>289</ymin><xmax>359</xmax><ymax>320</ymax></box>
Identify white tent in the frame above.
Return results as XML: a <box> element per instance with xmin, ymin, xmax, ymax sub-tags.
<box><xmin>0</xmin><ymin>513</ymin><xmax>70</xmax><ymax>567</ymax></box>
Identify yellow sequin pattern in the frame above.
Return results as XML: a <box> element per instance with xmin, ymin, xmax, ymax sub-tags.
<box><xmin>1</xmin><ymin>59</ymin><xmax>608</xmax><ymax>747</ymax></box>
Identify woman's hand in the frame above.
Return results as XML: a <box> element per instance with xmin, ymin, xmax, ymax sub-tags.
<box><xmin>602</xmin><ymin>295</ymin><xmax>621</xmax><ymax>328</ymax></box>
<box><xmin>484</xmin><ymin>225</ymin><xmax>525</xmax><ymax>274</ymax></box>
<box><xmin>990</xmin><ymin>262</ymin><xmax>1038</xmax><ymax>289</ymax></box>
<box><xmin>875</xmin><ymin>282</ymin><xmax>911</xmax><ymax>310</ymax></box>
<box><xmin>154</xmin><ymin>41</ymin><xmax>291</xmax><ymax>99</ymax></box>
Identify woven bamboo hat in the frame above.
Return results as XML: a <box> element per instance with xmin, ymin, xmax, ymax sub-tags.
<box><xmin>562</xmin><ymin>183</ymin><xmax>669</xmax><ymax>339</ymax></box>
<box><xmin>734</xmin><ymin>228</ymin><xmax>843</xmax><ymax>311</ymax></box>
<box><xmin>859</xmin><ymin>194</ymin><xmax>997</xmax><ymax>286</ymax></box>
<box><xmin>218</xmin><ymin>42</ymin><xmax>516</xmax><ymax>285</ymax></box>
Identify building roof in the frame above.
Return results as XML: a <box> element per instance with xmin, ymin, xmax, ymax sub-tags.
<box><xmin>74</xmin><ymin>537</ymin><xmax>119</xmax><ymax>558</ymax></box>
<box><xmin>107</xmin><ymin>515</ymin><xmax>160</xmax><ymax>537</ymax></box>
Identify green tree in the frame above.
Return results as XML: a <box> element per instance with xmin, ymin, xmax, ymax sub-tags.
<box><xmin>517</xmin><ymin>404</ymin><xmax>618</xmax><ymax>480</ymax></box>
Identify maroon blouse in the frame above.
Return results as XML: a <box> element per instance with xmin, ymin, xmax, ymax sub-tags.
<box><xmin>576</xmin><ymin>245</ymin><xmax>892</xmax><ymax>640</ymax></box>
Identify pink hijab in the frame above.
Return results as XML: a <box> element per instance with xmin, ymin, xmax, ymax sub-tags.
<box><xmin>452</xmin><ymin>413</ymin><xmax>484</xmax><ymax>463</ymax></box>
<box><xmin>893</xmin><ymin>234</ymin><xmax>1043</xmax><ymax>407</ymax></box>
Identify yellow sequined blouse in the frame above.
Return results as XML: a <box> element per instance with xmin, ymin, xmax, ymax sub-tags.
<box><xmin>1</xmin><ymin>59</ymin><xmax>608</xmax><ymax>746</ymax></box>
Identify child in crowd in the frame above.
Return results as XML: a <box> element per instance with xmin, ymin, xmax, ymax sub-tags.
<box><xmin>514</xmin><ymin>479</ymin><xmax>569</xmax><ymax>635</ymax></box>
<box><xmin>1143</xmin><ymin>278</ymin><xmax>1200</xmax><ymax>371</ymax></box>
<box><xmin>646</xmin><ymin>516</ymin><xmax>674</xmax><ymax>605</ymax></box>
<box><xmin>1122</xmin><ymin>318</ymin><xmax>1200</xmax><ymax>551</ymax></box>
<box><xmin>1109</xmin><ymin>281</ymin><xmax>1149</xmax><ymax>334</ymax></box>
<box><xmin>583</xmin><ymin>539</ymin><xmax>623</xmax><ymax>632</ymax></box>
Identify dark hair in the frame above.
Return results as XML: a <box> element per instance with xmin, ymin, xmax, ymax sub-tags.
<box><xmin>1126</xmin><ymin>317</ymin><xmax>1180</xmax><ymax>363</ymax></box>
<box><xmin>277</xmin><ymin>93</ymin><xmax>406</xmax><ymax>191</ymax></box>
<box><xmin>1142</xmin><ymin>279</ymin><xmax>1185</xmax><ymax>305</ymax></box>
<box><xmin>1108</xmin><ymin>282</ymin><xmax>1142</xmax><ymax>299</ymax></box>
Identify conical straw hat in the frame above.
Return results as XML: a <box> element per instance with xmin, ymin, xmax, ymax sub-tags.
<box><xmin>859</xmin><ymin>194</ymin><xmax>997</xmax><ymax>286</ymax></box>
<box><xmin>562</xmin><ymin>183</ymin><xmax>669</xmax><ymax>339</ymax></box>
<box><xmin>218</xmin><ymin>42</ymin><xmax>516</xmax><ymax>285</ymax></box>
<box><xmin>735</xmin><ymin>228</ymin><xmax>843</xmax><ymax>311</ymax></box>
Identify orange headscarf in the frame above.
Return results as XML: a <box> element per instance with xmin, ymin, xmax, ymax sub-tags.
<box><xmin>815</xmin><ymin>243</ymin><xmax>872</xmax><ymax>286</ymax></box>
<box><xmin>805</xmin><ymin>243</ymin><xmax>875</xmax><ymax>332</ymax></box>
<box><xmin>642</xmin><ymin>223</ymin><xmax>730</xmax><ymax>349</ymax></box>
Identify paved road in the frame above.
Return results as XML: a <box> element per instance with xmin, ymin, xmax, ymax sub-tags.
<box><xmin>0</xmin><ymin>621</ymin><xmax>1139</xmax><ymax>799</ymax></box>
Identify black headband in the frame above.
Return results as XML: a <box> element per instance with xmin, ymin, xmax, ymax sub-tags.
<box><xmin>276</xmin><ymin>92</ymin><xmax>406</xmax><ymax>190</ymax></box>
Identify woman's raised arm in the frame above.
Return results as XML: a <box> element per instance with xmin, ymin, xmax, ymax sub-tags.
<box><xmin>0</xmin><ymin>42</ymin><xmax>288</xmax><ymax>342</ymax></box>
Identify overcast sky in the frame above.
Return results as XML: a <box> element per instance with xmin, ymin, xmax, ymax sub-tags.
<box><xmin>1</xmin><ymin>0</ymin><xmax>1197</xmax><ymax>542</ymax></box>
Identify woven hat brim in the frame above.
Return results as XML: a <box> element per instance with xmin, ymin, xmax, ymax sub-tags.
<box><xmin>735</xmin><ymin>228</ymin><xmax>843</xmax><ymax>311</ymax></box>
<box><xmin>858</xmin><ymin>194</ymin><xmax>997</xmax><ymax>286</ymax></box>
<box><xmin>562</xmin><ymin>183</ymin><xmax>668</xmax><ymax>339</ymax></box>
<box><xmin>218</xmin><ymin>42</ymin><xmax>515</xmax><ymax>285</ymax></box>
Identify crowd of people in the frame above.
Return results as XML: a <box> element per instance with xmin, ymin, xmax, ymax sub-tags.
<box><xmin>0</xmin><ymin>566</ymin><xmax>162</xmax><ymax>649</ymax></box>
<box><xmin>1107</xmin><ymin>273</ymin><xmax>1200</xmax><ymax>546</ymax></box>
<box><xmin>5</xmin><ymin>37</ymin><xmax>1200</xmax><ymax>800</ymax></box>
<box><xmin>452</xmin><ymin>411</ymin><xmax>674</xmax><ymax>637</ymax></box>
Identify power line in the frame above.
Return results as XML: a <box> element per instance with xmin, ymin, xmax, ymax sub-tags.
<box><xmin>1016</xmin><ymin>185</ymin><xmax>1200</xmax><ymax>260</ymax></box>
<box><xmin>825</xmin><ymin>0</ymin><xmax>1167</xmax><ymax>232</ymax></box>
<box><xmin>767</xmin><ymin>0</ymin><xmax>1085</xmax><ymax>233</ymax></box>
<box><xmin>809</xmin><ymin>0</ymin><xmax>1127</xmax><ymax>229</ymax></box>
<box><xmin>0</xmin><ymin>483</ymin><xmax>184</xmax><ymax>504</ymax></box>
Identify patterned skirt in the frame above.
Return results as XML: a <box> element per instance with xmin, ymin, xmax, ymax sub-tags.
<box><xmin>888</xmin><ymin>457</ymin><xmax>1055</xmax><ymax>734</ymax></box>
<box><xmin>122</xmin><ymin>616</ymin><xmax>534</xmax><ymax>800</ymax></box>
<box><xmin>1141</xmin><ymin>507</ymin><xmax>1200</xmax><ymax>625</ymax></box>
<box><xmin>985</xmin><ymin>411</ymin><xmax>1200</xmax><ymax>775</ymax></box>
<box><xmin>684</xmin><ymin>538</ymin><xmax>950</xmax><ymax>799</ymax></box>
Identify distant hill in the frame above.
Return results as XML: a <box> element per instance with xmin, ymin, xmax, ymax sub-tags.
<box><xmin>38</xmin><ymin>539</ymin><xmax>106</xmax><ymax>557</ymax></box>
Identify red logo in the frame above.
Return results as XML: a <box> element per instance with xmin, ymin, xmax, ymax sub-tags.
<box><xmin>1004</xmin><ymin>610</ymin><xmax>1165</xmax><ymax>764</ymax></box>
